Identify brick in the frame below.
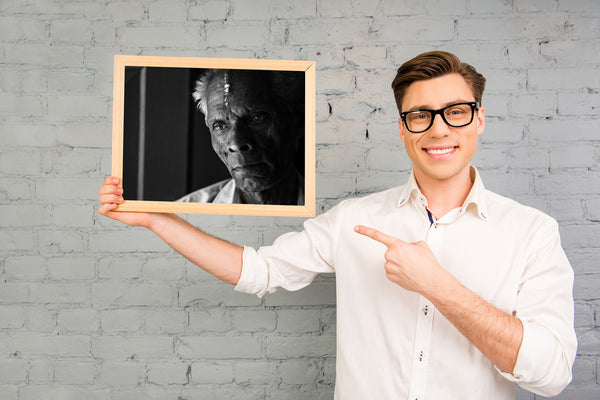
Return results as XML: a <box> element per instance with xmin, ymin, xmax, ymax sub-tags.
<box><xmin>50</xmin><ymin>19</ymin><xmax>92</xmax><ymax>44</ymax></box>
<box><xmin>265</xmin><ymin>335</ymin><xmax>336</xmax><ymax>359</ymax></box>
<box><xmin>230</xmin><ymin>0</ymin><xmax>270</xmax><ymax>20</ymax></box>
<box><xmin>148</xmin><ymin>1</ymin><xmax>189</xmax><ymax>22</ymax></box>
<box><xmin>92</xmin><ymin>282</ymin><xmax>175</xmax><ymax>307</ymax></box>
<box><xmin>92</xmin><ymin>335</ymin><xmax>174</xmax><ymax>359</ymax></box>
<box><xmin>105</xmin><ymin>1</ymin><xmax>146</xmax><ymax>21</ymax></box>
<box><xmin>0</xmin><ymin>306</ymin><xmax>26</xmax><ymax>329</ymax></box>
<box><xmin>3</xmin><ymin>44</ymin><xmax>84</xmax><ymax>67</ymax></box>
<box><xmin>175</xmin><ymin>335</ymin><xmax>263</xmax><ymax>359</ymax></box>
<box><xmin>320</xmin><ymin>0</ymin><xmax>378</xmax><ymax>17</ymax></box>
<box><xmin>144</xmin><ymin>310</ymin><xmax>186</xmax><ymax>334</ymax></box>
<box><xmin>100</xmin><ymin>309</ymin><xmax>144</xmax><ymax>333</ymax></box>
<box><xmin>54</xmin><ymin>360</ymin><xmax>95</xmax><ymax>384</ymax></box>
<box><xmin>88</xmin><ymin>230</ymin><xmax>171</xmax><ymax>253</ymax></box>
<box><xmin>205</xmin><ymin>21</ymin><xmax>268</xmax><ymax>48</ymax></box>
<box><xmin>379</xmin><ymin>0</ymin><xmax>423</xmax><ymax>15</ymax></box>
<box><xmin>31</xmin><ymin>282</ymin><xmax>89</xmax><ymax>305</ymax></box>
<box><xmin>28</xmin><ymin>359</ymin><xmax>52</xmax><ymax>383</ymax></box>
<box><xmin>558</xmin><ymin>91</ymin><xmax>600</xmax><ymax>116</ymax></box>
<box><xmin>4</xmin><ymin>256</ymin><xmax>45</xmax><ymax>281</ymax></box>
<box><xmin>287</xmin><ymin>18</ymin><xmax>371</xmax><ymax>46</ymax></box>
<box><xmin>143</xmin><ymin>256</ymin><xmax>186</xmax><ymax>281</ymax></box>
<box><xmin>317</xmin><ymin>144</ymin><xmax>365</xmax><ymax>173</ymax></box>
<box><xmin>273</xmin><ymin>0</ymin><xmax>317</xmax><ymax>18</ymax></box>
<box><xmin>0</xmin><ymin>359</ymin><xmax>27</xmax><ymax>383</ymax></box>
<box><xmin>0</xmin><ymin>230</ymin><xmax>36</xmax><ymax>252</ymax></box>
<box><xmin>188</xmin><ymin>308</ymin><xmax>232</xmax><ymax>333</ymax></box>
<box><xmin>529</xmin><ymin>119</ymin><xmax>599</xmax><ymax>143</ymax></box>
<box><xmin>179</xmin><ymin>283</ymin><xmax>262</xmax><ymax>307</ymax></box>
<box><xmin>190</xmin><ymin>361</ymin><xmax>234</xmax><ymax>384</ymax></box>
<box><xmin>47</xmin><ymin>95</ymin><xmax>110</xmax><ymax>119</ymax></box>
<box><xmin>279</xmin><ymin>358</ymin><xmax>321</xmax><ymax>385</ymax></box>
<box><xmin>57</xmin><ymin>308</ymin><xmax>99</xmax><ymax>333</ymax></box>
<box><xmin>231</xmin><ymin>309</ymin><xmax>276</xmax><ymax>332</ymax></box>
<box><xmin>2</xmin><ymin>334</ymin><xmax>90</xmax><ymax>357</ymax></box>
<box><xmin>573</xmin><ymin>273</ymin><xmax>600</xmax><ymax>300</ymax></box>
<box><xmin>38</xmin><ymin>229</ymin><xmax>85</xmax><ymax>255</ymax></box>
<box><xmin>0</xmin><ymin>151</ymin><xmax>42</xmax><ymax>175</ymax></box>
<box><xmin>529</xmin><ymin>67</ymin><xmax>600</xmax><ymax>90</ymax></box>
<box><xmin>0</xmin><ymin>205</ymin><xmax>47</xmax><ymax>227</ymax></box>
<box><xmin>276</xmin><ymin>309</ymin><xmax>321</xmax><ymax>333</ymax></box>
<box><xmin>19</xmin><ymin>387</ymin><xmax>109</xmax><ymax>400</ymax></box>
<box><xmin>118</xmin><ymin>26</ymin><xmax>201</xmax><ymax>48</ymax></box>
<box><xmin>550</xmin><ymin>145</ymin><xmax>595</xmax><ymax>169</ymax></box>
<box><xmin>26</xmin><ymin>309</ymin><xmax>55</xmax><ymax>333</ymax></box>
<box><xmin>234</xmin><ymin>360</ymin><xmax>278</xmax><ymax>384</ymax></box>
<box><xmin>97</xmin><ymin>256</ymin><xmax>142</xmax><ymax>280</ymax></box>
<box><xmin>147</xmin><ymin>361</ymin><xmax>189</xmax><ymax>385</ymax></box>
<box><xmin>47</xmin><ymin>256</ymin><xmax>95</xmax><ymax>280</ymax></box>
<box><xmin>377</xmin><ymin>17</ymin><xmax>454</xmax><ymax>42</ymax></box>
<box><xmin>0</xmin><ymin>124</ymin><xmax>57</xmax><ymax>147</ymax></box>
<box><xmin>511</xmin><ymin>92</ymin><xmax>555</xmax><ymax>118</ymax></box>
<box><xmin>507</xmin><ymin>146</ymin><xmax>547</xmax><ymax>170</ymax></box>
<box><xmin>0</xmin><ymin>94</ymin><xmax>44</xmax><ymax>118</ymax></box>
<box><xmin>97</xmin><ymin>361</ymin><xmax>143</xmax><ymax>386</ymax></box>
<box><xmin>345</xmin><ymin>46</ymin><xmax>388</xmax><ymax>70</ymax></box>
<box><xmin>189</xmin><ymin>1</ymin><xmax>230</xmax><ymax>21</ymax></box>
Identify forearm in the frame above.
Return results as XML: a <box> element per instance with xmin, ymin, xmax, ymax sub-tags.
<box><xmin>424</xmin><ymin>271</ymin><xmax>523</xmax><ymax>373</ymax></box>
<box><xmin>147</xmin><ymin>213</ymin><xmax>243</xmax><ymax>285</ymax></box>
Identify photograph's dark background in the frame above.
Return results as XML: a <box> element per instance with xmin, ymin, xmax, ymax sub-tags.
<box><xmin>122</xmin><ymin>67</ymin><xmax>229</xmax><ymax>201</ymax></box>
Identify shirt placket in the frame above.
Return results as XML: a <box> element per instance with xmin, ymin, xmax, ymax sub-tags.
<box><xmin>407</xmin><ymin>216</ymin><xmax>443</xmax><ymax>400</ymax></box>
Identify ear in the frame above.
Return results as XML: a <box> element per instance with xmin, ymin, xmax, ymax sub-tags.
<box><xmin>476</xmin><ymin>106</ymin><xmax>485</xmax><ymax>136</ymax></box>
<box><xmin>398</xmin><ymin>118</ymin><xmax>406</xmax><ymax>143</ymax></box>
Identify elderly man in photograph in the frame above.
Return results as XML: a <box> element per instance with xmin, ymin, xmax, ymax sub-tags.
<box><xmin>178</xmin><ymin>69</ymin><xmax>305</xmax><ymax>205</ymax></box>
<box><xmin>99</xmin><ymin>51</ymin><xmax>577</xmax><ymax>399</ymax></box>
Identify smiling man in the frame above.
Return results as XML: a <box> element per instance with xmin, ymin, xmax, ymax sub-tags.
<box><xmin>99</xmin><ymin>51</ymin><xmax>576</xmax><ymax>399</ymax></box>
<box><xmin>178</xmin><ymin>69</ymin><xmax>305</xmax><ymax>205</ymax></box>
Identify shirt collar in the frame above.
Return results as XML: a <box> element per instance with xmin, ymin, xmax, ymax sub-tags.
<box><xmin>396</xmin><ymin>166</ymin><xmax>488</xmax><ymax>221</ymax></box>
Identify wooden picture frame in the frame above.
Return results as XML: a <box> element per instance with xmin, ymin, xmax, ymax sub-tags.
<box><xmin>111</xmin><ymin>55</ymin><xmax>316</xmax><ymax>217</ymax></box>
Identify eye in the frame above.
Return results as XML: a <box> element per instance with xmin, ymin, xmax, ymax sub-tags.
<box><xmin>212</xmin><ymin>121</ymin><xmax>227</xmax><ymax>131</ymax></box>
<box><xmin>249</xmin><ymin>111</ymin><xmax>270</xmax><ymax>124</ymax></box>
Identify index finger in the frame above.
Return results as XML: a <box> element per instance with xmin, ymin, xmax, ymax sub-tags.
<box><xmin>103</xmin><ymin>176</ymin><xmax>121</xmax><ymax>186</ymax></box>
<box><xmin>354</xmin><ymin>225</ymin><xmax>396</xmax><ymax>247</ymax></box>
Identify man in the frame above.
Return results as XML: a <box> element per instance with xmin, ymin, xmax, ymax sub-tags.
<box><xmin>178</xmin><ymin>69</ymin><xmax>305</xmax><ymax>205</ymax></box>
<box><xmin>99</xmin><ymin>51</ymin><xmax>576</xmax><ymax>399</ymax></box>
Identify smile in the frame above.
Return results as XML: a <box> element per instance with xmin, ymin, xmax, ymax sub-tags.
<box><xmin>424</xmin><ymin>146</ymin><xmax>457</xmax><ymax>155</ymax></box>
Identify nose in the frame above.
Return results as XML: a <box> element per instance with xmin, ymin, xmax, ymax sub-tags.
<box><xmin>428</xmin><ymin>113</ymin><xmax>450</xmax><ymax>136</ymax></box>
<box><xmin>228</xmin><ymin>124</ymin><xmax>253</xmax><ymax>153</ymax></box>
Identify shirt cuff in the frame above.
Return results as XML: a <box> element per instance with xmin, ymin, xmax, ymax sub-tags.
<box><xmin>496</xmin><ymin>320</ymin><xmax>570</xmax><ymax>396</ymax></box>
<box><xmin>234</xmin><ymin>246</ymin><xmax>269</xmax><ymax>298</ymax></box>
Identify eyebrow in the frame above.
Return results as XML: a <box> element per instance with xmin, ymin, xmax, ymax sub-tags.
<box><xmin>404</xmin><ymin>99</ymin><xmax>474</xmax><ymax>113</ymax></box>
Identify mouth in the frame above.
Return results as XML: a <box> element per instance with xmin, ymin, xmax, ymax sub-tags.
<box><xmin>232</xmin><ymin>162</ymin><xmax>271</xmax><ymax>176</ymax></box>
<box><xmin>422</xmin><ymin>146</ymin><xmax>458</xmax><ymax>158</ymax></box>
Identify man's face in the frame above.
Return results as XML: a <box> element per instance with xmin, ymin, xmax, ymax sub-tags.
<box><xmin>204</xmin><ymin>72</ymin><xmax>296</xmax><ymax>193</ymax></box>
<box><xmin>399</xmin><ymin>73</ymin><xmax>485</xmax><ymax>183</ymax></box>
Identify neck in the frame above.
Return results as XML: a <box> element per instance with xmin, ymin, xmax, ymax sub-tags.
<box><xmin>413</xmin><ymin>165</ymin><xmax>474</xmax><ymax>218</ymax></box>
<box><xmin>238</xmin><ymin>173</ymin><xmax>298</xmax><ymax>205</ymax></box>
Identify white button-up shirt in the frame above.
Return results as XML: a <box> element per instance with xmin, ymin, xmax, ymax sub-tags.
<box><xmin>235</xmin><ymin>168</ymin><xmax>577</xmax><ymax>399</ymax></box>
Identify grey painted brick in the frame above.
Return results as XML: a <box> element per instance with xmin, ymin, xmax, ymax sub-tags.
<box><xmin>231</xmin><ymin>309</ymin><xmax>277</xmax><ymax>332</ymax></box>
<box><xmin>100</xmin><ymin>309</ymin><xmax>144</xmax><ymax>333</ymax></box>
<box><xmin>265</xmin><ymin>335</ymin><xmax>336</xmax><ymax>359</ymax></box>
<box><xmin>190</xmin><ymin>361</ymin><xmax>234</xmax><ymax>384</ymax></box>
<box><xmin>1</xmin><ymin>334</ymin><xmax>91</xmax><ymax>357</ymax></box>
<box><xmin>148</xmin><ymin>1</ymin><xmax>189</xmax><ymax>23</ymax></box>
<box><xmin>97</xmin><ymin>361</ymin><xmax>143</xmax><ymax>386</ymax></box>
<box><xmin>57</xmin><ymin>308</ymin><xmax>99</xmax><ymax>333</ymax></box>
<box><xmin>189</xmin><ymin>1</ymin><xmax>230</xmax><ymax>21</ymax></box>
<box><xmin>26</xmin><ymin>309</ymin><xmax>55</xmax><ymax>333</ymax></box>
<box><xmin>3</xmin><ymin>256</ymin><xmax>45</xmax><ymax>281</ymax></box>
<box><xmin>188</xmin><ymin>308</ymin><xmax>232</xmax><ymax>333</ymax></box>
<box><xmin>91</xmin><ymin>281</ymin><xmax>175</xmax><ymax>307</ymax></box>
<box><xmin>147</xmin><ymin>361</ymin><xmax>189</xmax><ymax>385</ymax></box>
<box><xmin>175</xmin><ymin>335</ymin><xmax>263</xmax><ymax>359</ymax></box>
<box><xmin>0</xmin><ymin>359</ymin><xmax>27</xmax><ymax>383</ymax></box>
<box><xmin>31</xmin><ymin>282</ymin><xmax>90</xmax><ymax>305</ymax></box>
<box><xmin>144</xmin><ymin>310</ymin><xmax>186</xmax><ymax>334</ymax></box>
<box><xmin>276</xmin><ymin>309</ymin><xmax>321</xmax><ymax>334</ymax></box>
<box><xmin>0</xmin><ymin>306</ymin><xmax>26</xmax><ymax>329</ymax></box>
<box><xmin>47</xmin><ymin>256</ymin><xmax>95</xmax><ymax>280</ymax></box>
<box><xmin>19</xmin><ymin>387</ymin><xmax>110</xmax><ymax>400</ymax></box>
<box><xmin>54</xmin><ymin>360</ymin><xmax>96</xmax><ymax>385</ymax></box>
<box><xmin>91</xmin><ymin>335</ymin><xmax>174</xmax><ymax>359</ymax></box>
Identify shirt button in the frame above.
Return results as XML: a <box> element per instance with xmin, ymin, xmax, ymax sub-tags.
<box><xmin>423</xmin><ymin>305</ymin><xmax>429</xmax><ymax>315</ymax></box>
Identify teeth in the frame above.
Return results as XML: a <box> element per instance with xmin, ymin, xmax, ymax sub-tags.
<box><xmin>427</xmin><ymin>147</ymin><xmax>455</xmax><ymax>155</ymax></box>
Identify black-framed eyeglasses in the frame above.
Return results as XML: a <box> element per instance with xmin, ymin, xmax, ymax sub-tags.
<box><xmin>400</xmin><ymin>101</ymin><xmax>480</xmax><ymax>133</ymax></box>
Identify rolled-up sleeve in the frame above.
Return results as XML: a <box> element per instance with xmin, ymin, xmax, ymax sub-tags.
<box><xmin>234</xmin><ymin>206</ymin><xmax>339</xmax><ymax>298</ymax></box>
<box><xmin>498</xmin><ymin>217</ymin><xmax>577</xmax><ymax>397</ymax></box>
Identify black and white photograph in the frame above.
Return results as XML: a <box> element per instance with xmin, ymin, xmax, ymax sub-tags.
<box><xmin>111</xmin><ymin>56</ymin><xmax>316</xmax><ymax>216</ymax></box>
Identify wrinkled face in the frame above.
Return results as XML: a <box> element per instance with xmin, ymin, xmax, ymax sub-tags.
<box><xmin>204</xmin><ymin>71</ymin><xmax>296</xmax><ymax>193</ymax></box>
<box><xmin>399</xmin><ymin>73</ymin><xmax>485</xmax><ymax>183</ymax></box>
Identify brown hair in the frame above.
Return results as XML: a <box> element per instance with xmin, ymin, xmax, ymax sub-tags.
<box><xmin>391</xmin><ymin>51</ymin><xmax>486</xmax><ymax>114</ymax></box>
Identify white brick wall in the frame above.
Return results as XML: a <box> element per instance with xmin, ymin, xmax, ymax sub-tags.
<box><xmin>0</xmin><ymin>0</ymin><xmax>598</xmax><ymax>399</ymax></box>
